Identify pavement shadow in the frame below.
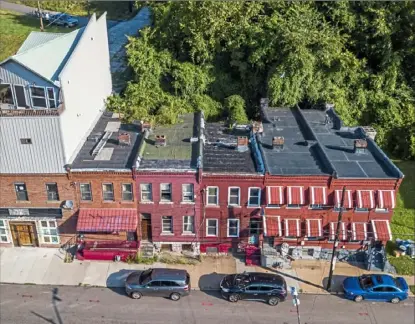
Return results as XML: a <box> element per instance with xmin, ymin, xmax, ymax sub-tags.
<box><xmin>265</xmin><ymin>267</ymin><xmax>325</xmax><ymax>290</ymax></box>
<box><xmin>30</xmin><ymin>287</ymin><xmax>63</xmax><ymax>324</ymax></box>
<box><xmin>198</xmin><ymin>272</ymin><xmax>227</xmax><ymax>297</ymax></box>
<box><xmin>106</xmin><ymin>269</ymin><xmax>136</xmax><ymax>296</ymax></box>
<box><xmin>322</xmin><ymin>275</ymin><xmax>348</xmax><ymax>297</ymax></box>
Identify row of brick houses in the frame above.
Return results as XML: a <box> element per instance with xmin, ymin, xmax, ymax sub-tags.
<box><xmin>0</xmin><ymin>17</ymin><xmax>403</xmax><ymax>268</ymax></box>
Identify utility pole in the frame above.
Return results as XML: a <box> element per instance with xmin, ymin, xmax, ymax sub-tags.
<box><xmin>291</xmin><ymin>287</ymin><xmax>301</xmax><ymax>324</ymax></box>
<box><xmin>326</xmin><ymin>186</ymin><xmax>346</xmax><ymax>291</ymax></box>
<box><xmin>37</xmin><ymin>1</ymin><xmax>44</xmax><ymax>32</ymax></box>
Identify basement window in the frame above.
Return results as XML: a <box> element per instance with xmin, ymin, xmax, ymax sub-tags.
<box><xmin>20</xmin><ymin>138</ymin><xmax>32</xmax><ymax>144</ymax></box>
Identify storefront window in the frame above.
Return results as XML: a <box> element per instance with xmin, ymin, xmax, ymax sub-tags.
<box><xmin>0</xmin><ymin>220</ymin><xmax>9</xmax><ymax>242</ymax></box>
<box><xmin>40</xmin><ymin>221</ymin><xmax>59</xmax><ymax>244</ymax></box>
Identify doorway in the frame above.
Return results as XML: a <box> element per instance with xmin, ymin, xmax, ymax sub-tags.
<box><xmin>141</xmin><ymin>214</ymin><xmax>152</xmax><ymax>241</ymax></box>
<box><xmin>10</xmin><ymin>222</ymin><xmax>38</xmax><ymax>247</ymax></box>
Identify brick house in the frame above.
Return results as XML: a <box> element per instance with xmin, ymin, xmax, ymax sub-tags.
<box><xmin>0</xmin><ymin>14</ymin><xmax>112</xmax><ymax>248</ymax></box>
<box><xmin>135</xmin><ymin>113</ymin><xmax>202</xmax><ymax>254</ymax></box>
<box><xmin>200</xmin><ymin>121</ymin><xmax>265</xmax><ymax>253</ymax></box>
<box><xmin>258</xmin><ymin>99</ymin><xmax>403</xmax><ymax>268</ymax></box>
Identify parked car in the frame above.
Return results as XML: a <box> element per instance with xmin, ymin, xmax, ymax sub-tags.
<box><xmin>50</xmin><ymin>13</ymin><xmax>79</xmax><ymax>28</ymax></box>
<box><xmin>343</xmin><ymin>274</ymin><xmax>409</xmax><ymax>303</ymax></box>
<box><xmin>220</xmin><ymin>272</ymin><xmax>287</xmax><ymax>306</ymax></box>
<box><xmin>125</xmin><ymin>268</ymin><xmax>191</xmax><ymax>301</ymax></box>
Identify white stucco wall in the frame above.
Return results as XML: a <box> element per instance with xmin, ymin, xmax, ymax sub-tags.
<box><xmin>58</xmin><ymin>13</ymin><xmax>112</xmax><ymax>164</ymax></box>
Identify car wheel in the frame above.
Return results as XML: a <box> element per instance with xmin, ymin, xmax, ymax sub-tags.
<box><xmin>354</xmin><ymin>295</ymin><xmax>363</xmax><ymax>302</ymax></box>
<box><xmin>268</xmin><ymin>297</ymin><xmax>280</xmax><ymax>306</ymax></box>
<box><xmin>170</xmin><ymin>293</ymin><xmax>181</xmax><ymax>301</ymax></box>
<box><xmin>64</xmin><ymin>23</ymin><xmax>69</xmax><ymax>28</ymax></box>
<box><xmin>391</xmin><ymin>297</ymin><xmax>400</xmax><ymax>304</ymax></box>
<box><xmin>228</xmin><ymin>294</ymin><xmax>239</xmax><ymax>303</ymax></box>
<box><xmin>130</xmin><ymin>291</ymin><xmax>142</xmax><ymax>300</ymax></box>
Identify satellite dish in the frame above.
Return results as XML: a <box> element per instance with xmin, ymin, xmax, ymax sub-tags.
<box><xmin>63</xmin><ymin>200</ymin><xmax>74</xmax><ymax>209</ymax></box>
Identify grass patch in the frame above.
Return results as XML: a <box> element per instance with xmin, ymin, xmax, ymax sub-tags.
<box><xmin>158</xmin><ymin>252</ymin><xmax>200</xmax><ymax>265</ymax></box>
<box><xmin>0</xmin><ymin>9</ymin><xmax>74</xmax><ymax>61</ymax></box>
<box><xmin>387</xmin><ymin>161</ymin><xmax>415</xmax><ymax>275</ymax></box>
<box><xmin>12</xmin><ymin>1</ymin><xmax>140</xmax><ymax>21</ymax></box>
<box><xmin>125</xmin><ymin>252</ymin><xmax>158</xmax><ymax>265</ymax></box>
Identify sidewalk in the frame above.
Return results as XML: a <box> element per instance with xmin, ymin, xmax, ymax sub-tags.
<box><xmin>1</xmin><ymin>248</ymin><xmax>413</xmax><ymax>294</ymax></box>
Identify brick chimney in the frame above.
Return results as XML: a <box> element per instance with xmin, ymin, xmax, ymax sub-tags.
<box><xmin>118</xmin><ymin>133</ymin><xmax>131</xmax><ymax>146</ymax></box>
<box><xmin>354</xmin><ymin>139</ymin><xmax>367</xmax><ymax>154</ymax></box>
<box><xmin>140</xmin><ymin>120</ymin><xmax>151</xmax><ymax>132</ymax></box>
<box><xmin>155</xmin><ymin>135</ymin><xmax>166</xmax><ymax>146</ymax></box>
<box><xmin>272</xmin><ymin>136</ymin><xmax>284</xmax><ymax>150</ymax></box>
<box><xmin>237</xmin><ymin>136</ymin><xmax>249</xmax><ymax>152</ymax></box>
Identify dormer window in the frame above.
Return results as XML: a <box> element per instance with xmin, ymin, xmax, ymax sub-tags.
<box><xmin>29</xmin><ymin>86</ymin><xmax>56</xmax><ymax>109</ymax></box>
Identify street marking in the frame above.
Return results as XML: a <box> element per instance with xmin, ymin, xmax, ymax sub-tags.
<box><xmin>358</xmin><ymin>312</ymin><xmax>369</xmax><ymax>316</ymax></box>
<box><xmin>89</xmin><ymin>299</ymin><xmax>100</xmax><ymax>303</ymax></box>
<box><xmin>21</xmin><ymin>295</ymin><xmax>32</xmax><ymax>298</ymax></box>
<box><xmin>201</xmin><ymin>302</ymin><xmax>213</xmax><ymax>306</ymax></box>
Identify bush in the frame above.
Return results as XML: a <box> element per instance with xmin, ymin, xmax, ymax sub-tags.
<box><xmin>125</xmin><ymin>253</ymin><xmax>158</xmax><ymax>264</ymax></box>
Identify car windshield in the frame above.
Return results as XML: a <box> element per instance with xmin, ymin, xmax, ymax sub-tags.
<box><xmin>359</xmin><ymin>275</ymin><xmax>374</xmax><ymax>289</ymax></box>
<box><xmin>234</xmin><ymin>273</ymin><xmax>251</xmax><ymax>287</ymax></box>
<box><xmin>139</xmin><ymin>269</ymin><xmax>153</xmax><ymax>284</ymax></box>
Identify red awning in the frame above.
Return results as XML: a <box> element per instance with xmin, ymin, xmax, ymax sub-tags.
<box><xmin>377</xmin><ymin>190</ymin><xmax>396</xmax><ymax>209</ymax></box>
<box><xmin>351</xmin><ymin>222</ymin><xmax>368</xmax><ymax>241</ymax></box>
<box><xmin>267</xmin><ymin>187</ymin><xmax>284</xmax><ymax>205</ymax></box>
<box><xmin>284</xmin><ymin>219</ymin><xmax>301</xmax><ymax>237</ymax></box>
<box><xmin>357</xmin><ymin>190</ymin><xmax>375</xmax><ymax>209</ymax></box>
<box><xmin>264</xmin><ymin>216</ymin><xmax>282</xmax><ymax>236</ymax></box>
<box><xmin>306</xmin><ymin>219</ymin><xmax>322</xmax><ymax>237</ymax></box>
<box><xmin>287</xmin><ymin>187</ymin><xmax>304</xmax><ymax>205</ymax></box>
<box><xmin>334</xmin><ymin>190</ymin><xmax>353</xmax><ymax>209</ymax></box>
<box><xmin>371</xmin><ymin>220</ymin><xmax>392</xmax><ymax>241</ymax></box>
<box><xmin>330</xmin><ymin>222</ymin><xmax>347</xmax><ymax>240</ymax></box>
<box><xmin>310</xmin><ymin>187</ymin><xmax>327</xmax><ymax>205</ymax></box>
<box><xmin>77</xmin><ymin>208</ymin><xmax>138</xmax><ymax>232</ymax></box>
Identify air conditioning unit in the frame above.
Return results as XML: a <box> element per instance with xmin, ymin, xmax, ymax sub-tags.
<box><xmin>62</xmin><ymin>200</ymin><xmax>74</xmax><ymax>209</ymax></box>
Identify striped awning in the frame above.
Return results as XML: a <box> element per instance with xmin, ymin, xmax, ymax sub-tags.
<box><xmin>334</xmin><ymin>190</ymin><xmax>353</xmax><ymax>209</ymax></box>
<box><xmin>77</xmin><ymin>208</ymin><xmax>138</xmax><ymax>232</ymax></box>
<box><xmin>329</xmin><ymin>222</ymin><xmax>347</xmax><ymax>241</ymax></box>
<box><xmin>306</xmin><ymin>219</ymin><xmax>322</xmax><ymax>237</ymax></box>
<box><xmin>267</xmin><ymin>186</ymin><xmax>284</xmax><ymax>205</ymax></box>
<box><xmin>264</xmin><ymin>216</ymin><xmax>282</xmax><ymax>236</ymax></box>
<box><xmin>351</xmin><ymin>222</ymin><xmax>368</xmax><ymax>241</ymax></box>
<box><xmin>310</xmin><ymin>187</ymin><xmax>327</xmax><ymax>205</ymax></box>
<box><xmin>377</xmin><ymin>190</ymin><xmax>396</xmax><ymax>209</ymax></box>
<box><xmin>357</xmin><ymin>190</ymin><xmax>375</xmax><ymax>209</ymax></box>
<box><xmin>287</xmin><ymin>187</ymin><xmax>304</xmax><ymax>205</ymax></box>
<box><xmin>284</xmin><ymin>219</ymin><xmax>301</xmax><ymax>237</ymax></box>
<box><xmin>371</xmin><ymin>220</ymin><xmax>392</xmax><ymax>241</ymax></box>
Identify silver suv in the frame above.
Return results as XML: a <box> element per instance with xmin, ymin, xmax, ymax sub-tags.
<box><xmin>125</xmin><ymin>268</ymin><xmax>191</xmax><ymax>301</ymax></box>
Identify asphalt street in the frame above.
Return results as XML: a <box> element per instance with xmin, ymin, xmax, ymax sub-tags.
<box><xmin>0</xmin><ymin>284</ymin><xmax>413</xmax><ymax>324</ymax></box>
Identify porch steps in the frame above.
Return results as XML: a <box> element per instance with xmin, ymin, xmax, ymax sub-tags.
<box><xmin>140</xmin><ymin>242</ymin><xmax>155</xmax><ymax>258</ymax></box>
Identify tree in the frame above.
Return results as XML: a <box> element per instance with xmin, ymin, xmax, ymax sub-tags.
<box><xmin>225</xmin><ymin>95</ymin><xmax>248</xmax><ymax>125</ymax></box>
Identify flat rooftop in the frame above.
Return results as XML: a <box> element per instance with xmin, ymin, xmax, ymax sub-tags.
<box><xmin>203</xmin><ymin>122</ymin><xmax>259</xmax><ymax>174</ymax></box>
<box><xmin>138</xmin><ymin>113</ymin><xmax>199</xmax><ymax>170</ymax></box>
<box><xmin>71</xmin><ymin>112</ymin><xmax>141</xmax><ymax>170</ymax></box>
<box><xmin>259</xmin><ymin>108</ymin><xmax>330</xmax><ymax>176</ymax></box>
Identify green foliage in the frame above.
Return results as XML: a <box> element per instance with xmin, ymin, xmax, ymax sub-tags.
<box><xmin>111</xmin><ymin>1</ymin><xmax>415</xmax><ymax>159</ymax></box>
<box><xmin>125</xmin><ymin>252</ymin><xmax>158</xmax><ymax>264</ymax></box>
<box><xmin>225</xmin><ymin>95</ymin><xmax>248</xmax><ymax>125</ymax></box>
<box><xmin>158</xmin><ymin>252</ymin><xmax>200</xmax><ymax>265</ymax></box>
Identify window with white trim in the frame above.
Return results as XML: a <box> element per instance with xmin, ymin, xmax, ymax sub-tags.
<box><xmin>355</xmin><ymin>207</ymin><xmax>369</xmax><ymax>212</ymax></box>
<box><xmin>30</xmin><ymin>86</ymin><xmax>47</xmax><ymax>108</ymax></box>
<box><xmin>160</xmin><ymin>183</ymin><xmax>172</xmax><ymax>202</ymax></box>
<box><xmin>248</xmin><ymin>187</ymin><xmax>261</xmax><ymax>207</ymax></box>
<box><xmin>102</xmin><ymin>183</ymin><xmax>114</xmax><ymax>201</ymax></box>
<box><xmin>47</xmin><ymin>88</ymin><xmax>56</xmax><ymax>108</ymax></box>
<box><xmin>309</xmin><ymin>204</ymin><xmax>323</xmax><ymax>210</ymax></box>
<box><xmin>207</xmin><ymin>187</ymin><xmax>218</xmax><ymax>205</ymax></box>
<box><xmin>182</xmin><ymin>184</ymin><xmax>194</xmax><ymax>202</ymax></box>
<box><xmin>227</xmin><ymin>219</ymin><xmax>240</xmax><ymax>237</ymax></box>
<box><xmin>122</xmin><ymin>183</ymin><xmax>133</xmax><ymax>201</ymax></box>
<box><xmin>228</xmin><ymin>187</ymin><xmax>240</xmax><ymax>206</ymax></box>
<box><xmin>162</xmin><ymin>216</ymin><xmax>173</xmax><ymax>233</ymax></box>
<box><xmin>80</xmin><ymin>183</ymin><xmax>92</xmax><ymax>201</ymax></box>
<box><xmin>183</xmin><ymin>216</ymin><xmax>195</xmax><ymax>234</ymax></box>
<box><xmin>287</xmin><ymin>204</ymin><xmax>300</xmax><ymax>209</ymax></box>
<box><xmin>0</xmin><ymin>84</ymin><xmax>15</xmax><ymax>105</ymax></box>
<box><xmin>0</xmin><ymin>220</ymin><xmax>9</xmax><ymax>242</ymax></box>
<box><xmin>375</xmin><ymin>208</ymin><xmax>389</xmax><ymax>213</ymax></box>
<box><xmin>140</xmin><ymin>183</ymin><xmax>152</xmax><ymax>202</ymax></box>
<box><xmin>40</xmin><ymin>221</ymin><xmax>59</xmax><ymax>244</ymax></box>
<box><xmin>206</xmin><ymin>219</ymin><xmax>218</xmax><ymax>236</ymax></box>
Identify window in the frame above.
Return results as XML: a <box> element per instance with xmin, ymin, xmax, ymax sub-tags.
<box><xmin>249</xmin><ymin>218</ymin><xmax>262</xmax><ymax>235</ymax></box>
<box><xmin>355</xmin><ymin>207</ymin><xmax>369</xmax><ymax>212</ymax></box>
<box><xmin>102</xmin><ymin>183</ymin><xmax>114</xmax><ymax>201</ymax></box>
<box><xmin>162</xmin><ymin>216</ymin><xmax>173</xmax><ymax>233</ymax></box>
<box><xmin>15</xmin><ymin>183</ymin><xmax>28</xmax><ymax>201</ymax></box>
<box><xmin>206</xmin><ymin>219</ymin><xmax>218</xmax><ymax>236</ymax></box>
<box><xmin>40</xmin><ymin>221</ymin><xmax>59</xmax><ymax>244</ymax></box>
<box><xmin>47</xmin><ymin>88</ymin><xmax>56</xmax><ymax>108</ymax></box>
<box><xmin>182</xmin><ymin>184</ymin><xmax>194</xmax><ymax>202</ymax></box>
<box><xmin>122</xmin><ymin>183</ymin><xmax>133</xmax><ymax>201</ymax></box>
<box><xmin>140</xmin><ymin>183</ymin><xmax>152</xmax><ymax>202</ymax></box>
<box><xmin>375</xmin><ymin>208</ymin><xmax>389</xmax><ymax>213</ymax></box>
<box><xmin>80</xmin><ymin>183</ymin><xmax>92</xmax><ymax>201</ymax></box>
<box><xmin>246</xmin><ymin>285</ymin><xmax>261</xmax><ymax>292</ymax></box>
<box><xmin>333</xmin><ymin>207</ymin><xmax>345</xmax><ymax>212</ymax></box>
<box><xmin>183</xmin><ymin>216</ymin><xmax>195</xmax><ymax>234</ymax></box>
<box><xmin>207</xmin><ymin>187</ymin><xmax>218</xmax><ymax>205</ymax></box>
<box><xmin>310</xmin><ymin>204</ymin><xmax>323</xmax><ymax>210</ymax></box>
<box><xmin>30</xmin><ymin>86</ymin><xmax>47</xmax><ymax>108</ymax></box>
<box><xmin>0</xmin><ymin>84</ymin><xmax>14</xmax><ymax>105</ymax></box>
<box><xmin>20</xmin><ymin>138</ymin><xmax>32</xmax><ymax>144</ymax></box>
<box><xmin>0</xmin><ymin>220</ymin><xmax>9</xmax><ymax>242</ymax></box>
<box><xmin>259</xmin><ymin>286</ymin><xmax>273</xmax><ymax>292</ymax></box>
<box><xmin>160</xmin><ymin>281</ymin><xmax>181</xmax><ymax>287</ymax></box>
<box><xmin>228</xmin><ymin>187</ymin><xmax>240</xmax><ymax>206</ymax></box>
<box><xmin>147</xmin><ymin>281</ymin><xmax>161</xmax><ymax>287</ymax></box>
<box><xmin>46</xmin><ymin>183</ymin><xmax>59</xmax><ymax>201</ymax></box>
<box><xmin>248</xmin><ymin>188</ymin><xmax>261</xmax><ymax>207</ymax></box>
<box><xmin>160</xmin><ymin>183</ymin><xmax>172</xmax><ymax>202</ymax></box>
<box><xmin>14</xmin><ymin>85</ymin><xmax>26</xmax><ymax>107</ymax></box>
<box><xmin>227</xmin><ymin>219</ymin><xmax>240</xmax><ymax>237</ymax></box>
<box><xmin>287</xmin><ymin>204</ymin><xmax>300</xmax><ymax>209</ymax></box>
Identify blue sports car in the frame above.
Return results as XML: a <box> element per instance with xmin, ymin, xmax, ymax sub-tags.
<box><xmin>343</xmin><ymin>274</ymin><xmax>409</xmax><ymax>303</ymax></box>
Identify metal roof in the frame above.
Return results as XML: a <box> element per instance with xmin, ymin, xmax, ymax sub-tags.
<box><xmin>17</xmin><ymin>32</ymin><xmax>64</xmax><ymax>54</ymax></box>
<box><xmin>11</xmin><ymin>28</ymin><xmax>85</xmax><ymax>82</ymax></box>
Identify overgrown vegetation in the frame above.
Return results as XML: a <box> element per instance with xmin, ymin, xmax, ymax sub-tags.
<box><xmin>0</xmin><ymin>10</ymin><xmax>73</xmax><ymax>61</ymax></box>
<box><xmin>125</xmin><ymin>253</ymin><xmax>158</xmax><ymax>265</ymax></box>
<box><xmin>13</xmin><ymin>1</ymin><xmax>139</xmax><ymax>20</ymax></box>
<box><xmin>158</xmin><ymin>252</ymin><xmax>200</xmax><ymax>265</ymax></box>
<box><xmin>108</xmin><ymin>1</ymin><xmax>415</xmax><ymax>160</ymax></box>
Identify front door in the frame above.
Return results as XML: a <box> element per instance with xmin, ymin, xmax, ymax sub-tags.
<box><xmin>10</xmin><ymin>222</ymin><xmax>37</xmax><ymax>247</ymax></box>
<box><xmin>141</xmin><ymin>218</ymin><xmax>152</xmax><ymax>241</ymax></box>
